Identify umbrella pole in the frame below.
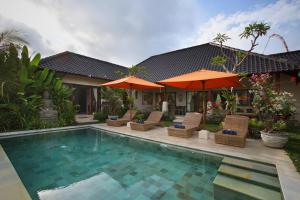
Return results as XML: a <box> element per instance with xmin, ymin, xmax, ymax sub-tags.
<box><xmin>129</xmin><ymin>85</ymin><xmax>132</xmax><ymax>120</ymax></box>
<box><xmin>202</xmin><ymin>81</ymin><xmax>206</xmax><ymax>125</ymax></box>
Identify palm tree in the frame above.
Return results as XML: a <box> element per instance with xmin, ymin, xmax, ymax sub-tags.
<box><xmin>0</xmin><ymin>29</ymin><xmax>28</xmax><ymax>49</ymax></box>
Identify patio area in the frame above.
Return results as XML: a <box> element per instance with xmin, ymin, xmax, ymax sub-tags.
<box><xmin>92</xmin><ymin>123</ymin><xmax>300</xmax><ymax>200</ymax></box>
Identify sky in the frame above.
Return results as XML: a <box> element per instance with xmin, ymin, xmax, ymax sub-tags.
<box><xmin>0</xmin><ymin>0</ymin><xmax>299</xmax><ymax>67</ymax></box>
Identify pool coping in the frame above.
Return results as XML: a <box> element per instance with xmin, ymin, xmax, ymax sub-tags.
<box><xmin>0</xmin><ymin>124</ymin><xmax>299</xmax><ymax>200</ymax></box>
<box><xmin>0</xmin><ymin>145</ymin><xmax>31</xmax><ymax>200</ymax></box>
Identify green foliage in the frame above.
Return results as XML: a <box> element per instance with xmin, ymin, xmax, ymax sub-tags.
<box><xmin>0</xmin><ymin>44</ymin><xmax>76</xmax><ymax>132</ymax></box>
<box><xmin>248</xmin><ymin>118</ymin><xmax>265</xmax><ymax>139</ymax></box>
<box><xmin>161</xmin><ymin>114</ymin><xmax>175</xmax><ymax>122</ymax></box>
<box><xmin>272</xmin><ymin>120</ymin><xmax>287</xmax><ymax>132</ymax></box>
<box><xmin>0</xmin><ymin>44</ymin><xmax>20</xmax><ymax>100</ymax></box>
<box><xmin>101</xmin><ymin>87</ymin><xmax>124</xmax><ymax>115</ymax></box>
<box><xmin>249</xmin><ymin>73</ymin><xmax>296</xmax><ymax>133</ymax></box>
<box><xmin>248</xmin><ymin>118</ymin><xmax>265</xmax><ymax>129</ymax></box>
<box><xmin>115</xmin><ymin>65</ymin><xmax>147</xmax><ymax>78</ymax></box>
<box><xmin>211</xmin><ymin>22</ymin><xmax>270</xmax><ymax>72</ymax></box>
<box><xmin>207</xmin><ymin>108</ymin><xmax>226</xmax><ymax>124</ymax></box>
<box><xmin>135</xmin><ymin>113</ymin><xmax>145</xmax><ymax>121</ymax></box>
<box><xmin>236</xmin><ymin>51</ymin><xmax>246</xmax><ymax>62</ymax></box>
<box><xmin>285</xmin><ymin>133</ymin><xmax>300</xmax><ymax>172</ymax></box>
<box><xmin>213</xmin><ymin>33</ymin><xmax>230</xmax><ymax>44</ymax></box>
<box><xmin>239</xmin><ymin>22</ymin><xmax>270</xmax><ymax>39</ymax></box>
<box><xmin>203</xmin><ymin>123</ymin><xmax>222</xmax><ymax>133</ymax></box>
<box><xmin>161</xmin><ymin>120</ymin><xmax>173</xmax><ymax>127</ymax></box>
<box><xmin>211</xmin><ymin>56</ymin><xmax>228</xmax><ymax>67</ymax></box>
<box><xmin>134</xmin><ymin>110</ymin><xmax>150</xmax><ymax>121</ymax></box>
<box><xmin>221</xmin><ymin>89</ymin><xmax>236</xmax><ymax>114</ymax></box>
<box><xmin>93</xmin><ymin>111</ymin><xmax>108</xmax><ymax>123</ymax></box>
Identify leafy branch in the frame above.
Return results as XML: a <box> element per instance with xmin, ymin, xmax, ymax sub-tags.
<box><xmin>211</xmin><ymin>22</ymin><xmax>270</xmax><ymax>72</ymax></box>
<box><xmin>115</xmin><ymin>65</ymin><xmax>147</xmax><ymax>78</ymax></box>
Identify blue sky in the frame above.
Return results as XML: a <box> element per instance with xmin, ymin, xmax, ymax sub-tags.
<box><xmin>0</xmin><ymin>0</ymin><xmax>299</xmax><ymax>66</ymax></box>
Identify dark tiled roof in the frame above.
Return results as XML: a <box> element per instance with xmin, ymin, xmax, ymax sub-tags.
<box><xmin>269</xmin><ymin>50</ymin><xmax>300</xmax><ymax>65</ymax></box>
<box><xmin>40</xmin><ymin>51</ymin><xmax>128</xmax><ymax>80</ymax></box>
<box><xmin>136</xmin><ymin>43</ymin><xmax>300</xmax><ymax>82</ymax></box>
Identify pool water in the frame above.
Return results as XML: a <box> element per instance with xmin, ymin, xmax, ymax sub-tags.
<box><xmin>0</xmin><ymin>128</ymin><xmax>223</xmax><ymax>200</ymax></box>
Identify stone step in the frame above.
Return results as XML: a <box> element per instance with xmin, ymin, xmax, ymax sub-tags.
<box><xmin>213</xmin><ymin>174</ymin><xmax>282</xmax><ymax>200</ymax></box>
<box><xmin>222</xmin><ymin>157</ymin><xmax>277</xmax><ymax>177</ymax></box>
<box><xmin>218</xmin><ymin>164</ymin><xmax>280</xmax><ymax>191</ymax></box>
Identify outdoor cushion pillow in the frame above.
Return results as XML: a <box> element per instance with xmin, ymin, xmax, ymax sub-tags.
<box><xmin>174</xmin><ymin>124</ymin><xmax>185</xmax><ymax>129</ymax></box>
<box><xmin>223</xmin><ymin>130</ymin><xmax>238</xmax><ymax>135</ymax></box>
<box><xmin>137</xmin><ymin>119</ymin><xmax>144</xmax><ymax>124</ymax></box>
<box><xmin>110</xmin><ymin>116</ymin><xmax>118</xmax><ymax>120</ymax></box>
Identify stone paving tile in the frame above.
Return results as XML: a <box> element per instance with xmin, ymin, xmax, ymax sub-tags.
<box><xmin>93</xmin><ymin>124</ymin><xmax>300</xmax><ymax>200</ymax></box>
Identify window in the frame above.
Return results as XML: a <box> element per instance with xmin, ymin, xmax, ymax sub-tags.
<box><xmin>142</xmin><ymin>92</ymin><xmax>153</xmax><ymax>105</ymax></box>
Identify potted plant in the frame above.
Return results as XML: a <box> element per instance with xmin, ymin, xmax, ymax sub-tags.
<box><xmin>249</xmin><ymin>73</ymin><xmax>296</xmax><ymax>148</ymax></box>
<box><xmin>248</xmin><ymin>118</ymin><xmax>264</xmax><ymax>139</ymax></box>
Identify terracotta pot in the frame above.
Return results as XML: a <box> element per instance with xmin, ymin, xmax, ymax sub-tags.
<box><xmin>261</xmin><ymin>131</ymin><xmax>288</xmax><ymax>148</ymax></box>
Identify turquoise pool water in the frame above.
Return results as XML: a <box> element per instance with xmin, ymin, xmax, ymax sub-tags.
<box><xmin>0</xmin><ymin>128</ymin><xmax>223</xmax><ymax>200</ymax></box>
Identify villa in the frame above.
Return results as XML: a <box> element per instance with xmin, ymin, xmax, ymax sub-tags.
<box><xmin>40</xmin><ymin>52</ymin><xmax>127</xmax><ymax>114</ymax></box>
<box><xmin>40</xmin><ymin>43</ymin><xmax>300</xmax><ymax>121</ymax></box>
<box><xmin>0</xmin><ymin>41</ymin><xmax>299</xmax><ymax>200</ymax></box>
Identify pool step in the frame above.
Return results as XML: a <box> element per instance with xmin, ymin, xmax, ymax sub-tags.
<box><xmin>213</xmin><ymin>174</ymin><xmax>282</xmax><ymax>200</ymax></box>
<box><xmin>222</xmin><ymin>157</ymin><xmax>277</xmax><ymax>177</ymax></box>
<box><xmin>218</xmin><ymin>164</ymin><xmax>280</xmax><ymax>191</ymax></box>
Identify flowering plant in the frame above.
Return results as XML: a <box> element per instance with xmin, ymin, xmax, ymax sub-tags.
<box><xmin>249</xmin><ymin>73</ymin><xmax>296</xmax><ymax>133</ymax></box>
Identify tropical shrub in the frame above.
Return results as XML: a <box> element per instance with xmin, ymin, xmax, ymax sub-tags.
<box><xmin>221</xmin><ymin>89</ymin><xmax>237</xmax><ymax>114</ymax></box>
<box><xmin>134</xmin><ymin>110</ymin><xmax>150</xmax><ymax>121</ymax></box>
<box><xmin>0</xmin><ymin>44</ymin><xmax>77</xmax><ymax>132</ymax></box>
<box><xmin>161</xmin><ymin>114</ymin><xmax>175</xmax><ymax>122</ymax></box>
<box><xmin>248</xmin><ymin>118</ymin><xmax>265</xmax><ymax>139</ymax></box>
<box><xmin>249</xmin><ymin>73</ymin><xmax>296</xmax><ymax>133</ymax></box>
<box><xmin>207</xmin><ymin>107</ymin><xmax>226</xmax><ymax>124</ymax></box>
<box><xmin>93</xmin><ymin>111</ymin><xmax>108</xmax><ymax>123</ymax></box>
<box><xmin>101</xmin><ymin>87</ymin><xmax>124</xmax><ymax>115</ymax></box>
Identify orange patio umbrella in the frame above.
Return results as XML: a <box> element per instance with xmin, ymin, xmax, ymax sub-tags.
<box><xmin>101</xmin><ymin>76</ymin><xmax>164</xmax><ymax>118</ymax></box>
<box><xmin>158</xmin><ymin>69</ymin><xmax>240</xmax><ymax>123</ymax></box>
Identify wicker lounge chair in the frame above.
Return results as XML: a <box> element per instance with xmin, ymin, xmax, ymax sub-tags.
<box><xmin>106</xmin><ymin>110</ymin><xmax>137</xmax><ymax>127</ymax></box>
<box><xmin>130</xmin><ymin>111</ymin><xmax>164</xmax><ymax>131</ymax></box>
<box><xmin>168</xmin><ymin>112</ymin><xmax>202</xmax><ymax>138</ymax></box>
<box><xmin>215</xmin><ymin>115</ymin><xmax>249</xmax><ymax>148</ymax></box>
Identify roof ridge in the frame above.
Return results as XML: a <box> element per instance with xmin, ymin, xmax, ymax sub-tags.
<box><xmin>137</xmin><ymin>42</ymin><xmax>295</xmax><ymax>66</ymax></box>
<box><xmin>67</xmin><ymin>51</ymin><xmax>127</xmax><ymax>69</ymax></box>
<box><xmin>207</xmin><ymin>42</ymin><xmax>297</xmax><ymax>65</ymax></box>
<box><xmin>41</xmin><ymin>51</ymin><xmax>127</xmax><ymax>70</ymax></box>
<box><xmin>269</xmin><ymin>50</ymin><xmax>300</xmax><ymax>56</ymax></box>
<box><xmin>150</xmin><ymin>43</ymin><xmax>211</xmax><ymax>58</ymax></box>
<box><xmin>136</xmin><ymin>43</ymin><xmax>211</xmax><ymax>66</ymax></box>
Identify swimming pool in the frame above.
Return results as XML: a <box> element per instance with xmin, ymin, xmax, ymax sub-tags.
<box><xmin>0</xmin><ymin>128</ymin><xmax>223</xmax><ymax>200</ymax></box>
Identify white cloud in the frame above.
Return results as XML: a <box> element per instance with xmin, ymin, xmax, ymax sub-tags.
<box><xmin>0</xmin><ymin>0</ymin><xmax>299</xmax><ymax>66</ymax></box>
<box><xmin>190</xmin><ymin>0</ymin><xmax>300</xmax><ymax>54</ymax></box>
<box><xmin>0</xmin><ymin>0</ymin><xmax>202</xmax><ymax>66</ymax></box>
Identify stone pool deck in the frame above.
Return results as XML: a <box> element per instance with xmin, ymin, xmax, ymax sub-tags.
<box><xmin>92</xmin><ymin>123</ymin><xmax>300</xmax><ymax>200</ymax></box>
<box><xmin>0</xmin><ymin>124</ymin><xmax>299</xmax><ymax>200</ymax></box>
<box><xmin>0</xmin><ymin>146</ymin><xmax>31</xmax><ymax>200</ymax></box>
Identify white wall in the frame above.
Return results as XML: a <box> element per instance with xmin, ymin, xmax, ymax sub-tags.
<box><xmin>134</xmin><ymin>88</ymin><xmax>188</xmax><ymax>112</ymax></box>
<box><xmin>60</xmin><ymin>74</ymin><xmax>106</xmax><ymax>86</ymax></box>
<box><xmin>134</xmin><ymin>90</ymin><xmax>155</xmax><ymax>112</ymax></box>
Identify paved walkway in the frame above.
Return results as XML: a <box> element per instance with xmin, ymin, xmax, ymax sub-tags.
<box><xmin>92</xmin><ymin>123</ymin><xmax>300</xmax><ymax>200</ymax></box>
<box><xmin>75</xmin><ymin>115</ymin><xmax>98</xmax><ymax>124</ymax></box>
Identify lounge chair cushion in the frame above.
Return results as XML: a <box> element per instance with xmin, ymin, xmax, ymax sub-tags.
<box><xmin>223</xmin><ymin>129</ymin><xmax>238</xmax><ymax>135</ymax></box>
<box><xmin>137</xmin><ymin>119</ymin><xmax>144</xmax><ymax>124</ymax></box>
<box><xmin>174</xmin><ymin>124</ymin><xmax>185</xmax><ymax>129</ymax></box>
<box><xmin>110</xmin><ymin>116</ymin><xmax>118</xmax><ymax>120</ymax></box>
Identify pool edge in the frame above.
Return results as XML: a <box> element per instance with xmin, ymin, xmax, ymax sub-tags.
<box><xmin>0</xmin><ymin>145</ymin><xmax>32</xmax><ymax>200</ymax></box>
<box><xmin>1</xmin><ymin>124</ymin><xmax>300</xmax><ymax>200</ymax></box>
